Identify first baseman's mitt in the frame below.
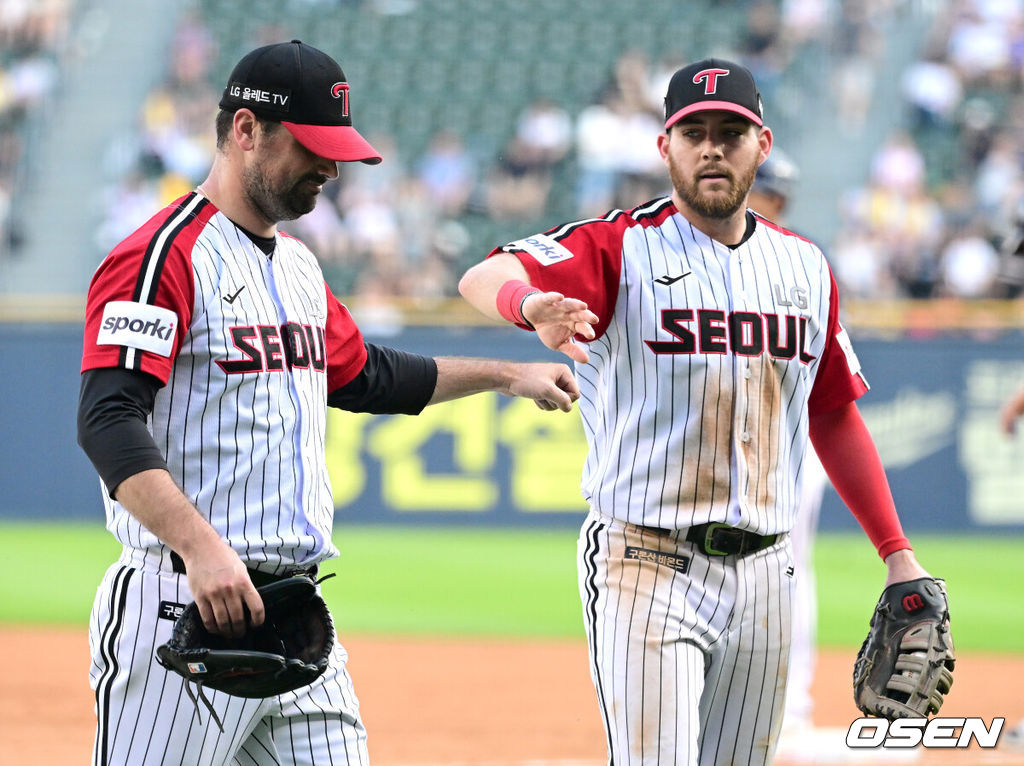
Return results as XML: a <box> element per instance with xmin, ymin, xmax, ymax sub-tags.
<box><xmin>156</xmin><ymin>575</ymin><xmax>334</xmax><ymax>727</ymax></box>
<box><xmin>853</xmin><ymin>577</ymin><xmax>955</xmax><ymax>720</ymax></box>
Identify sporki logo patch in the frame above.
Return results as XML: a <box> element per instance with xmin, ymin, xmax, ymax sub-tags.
<box><xmin>97</xmin><ymin>301</ymin><xmax>178</xmax><ymax>357</ymax></box>
<box><xmin>507</xmin><ymin>234</ymin><xmax>574</xmax><ymax>266</ymax></box>
<box><xmin>846</xmin><ymin>717</ymin><xmax>1004</xmax><ymax>749</ymax></box>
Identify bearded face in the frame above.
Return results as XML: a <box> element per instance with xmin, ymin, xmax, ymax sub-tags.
<box><xmin>659</xmin><ymin>114</ymin><xmax>768</xmax><ymax>222</ymax></box>
<box><xmin>242</xmin><ymin>156</ymin><xmax>329</xmax><ymax>224</ymax></box>
<box><xmin>668</xmin><ymin>150</ymin><xmax>760</xmax><ymax>220</ymax></box>
<box><xmin>241</xmin><ymin>122</ymin><xmax>335</xmax><ymax>225</ymax></box>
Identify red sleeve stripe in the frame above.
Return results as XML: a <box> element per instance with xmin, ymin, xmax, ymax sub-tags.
<box><xmin>121</xmin><ymin>193</ymin><xmax>210</xmax><ymax>370</ymax></box>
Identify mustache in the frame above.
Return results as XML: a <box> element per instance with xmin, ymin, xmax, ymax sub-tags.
<box><xmin>697</xmin><ymin>165</ymin><xmax>734</xmax><ymax>180</ymax></box>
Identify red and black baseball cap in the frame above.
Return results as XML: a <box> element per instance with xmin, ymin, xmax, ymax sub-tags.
<box><xmin>219</xmin><ymin>40</ymin><xmax>382</xmax><ymax>164</ymax></box>
<box><xmin>663</xmin><ymin>58</ymin><xmax>763</xmax><ymax>129</ymax></box>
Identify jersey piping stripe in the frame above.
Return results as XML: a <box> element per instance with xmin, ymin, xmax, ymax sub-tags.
<box><xmin>546</xmin><ymin>208</ymin><xmax>625</xmax><ymax>241</ymax></box>
<box><xmin>581</xmin><ymin>517</ymin><xmax>614</xmax><ymax>763</ymax></box>
<box><xmin>93</xmin><ymin>566</ymin><xmax>134</xmax><ymax>766</ymax></box>
<box><xmin>121</xmin><ymin>193</ymin><xmax>209</xmax><ymax>370</ymax></box>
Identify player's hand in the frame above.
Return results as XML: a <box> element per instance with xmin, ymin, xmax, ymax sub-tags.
<box><xmin>522</xmin><ymin>292</ymin><xmax>599</xmax><ymax>364</ymax></box>
<box><xmin>183</xmin><ymin>541</ymin><xmax>265</xmax><ymax>638</ymax></box>
<box><xmin>505</xmin><ymin>361</ymin><xmax>581</xmax><ymax>412</ymax></box>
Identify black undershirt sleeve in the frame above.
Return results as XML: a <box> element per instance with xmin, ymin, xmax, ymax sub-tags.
<box><xmin>77</xmin><ymin>367</ymin><xmax>168</xmax><ymax>497</ymax></box>
<box><xmin>327</xmin><ymin>343</ymin><xmax>438</xmax><ymax>415</ymax></box>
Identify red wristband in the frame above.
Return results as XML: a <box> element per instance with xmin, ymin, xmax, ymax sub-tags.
<box><xmin>496</xmin><ymin>280</ymin><xmax>540</xmax><ymax>329</ymax></box>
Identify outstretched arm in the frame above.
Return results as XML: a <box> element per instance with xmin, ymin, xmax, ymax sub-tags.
<box><xmin>459</xmin><ymin>254</ymin><xmax>598</xmax><ymax>364</ymax></box>
<box><xmin>809</xmin><ymin>400</ymin><xmax>929</xmax><ymax>586</ymax></box>
<box><xmin>429</xmin><ymin>357</ymin><xmax>580</xmax><ymax>412</ymax></box>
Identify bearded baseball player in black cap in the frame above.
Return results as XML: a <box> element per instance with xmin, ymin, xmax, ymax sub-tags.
<box><xmin>78</xmin><ymin>40</ymin><xmax>580</xmax><ymax>765</ymax></box>
<box><xmin>460</xmin><ymin>58</ymin><xmax>948</xmax><ymax>764</ymax></box>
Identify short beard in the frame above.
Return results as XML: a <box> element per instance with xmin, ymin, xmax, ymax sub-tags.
<box><xmin>672</xmin><ymin>159</ymin><xmax>758</xmax><ymax>220</ymax></box>
<box><xmin>241</xmin><ymin>161</ymin><xmax>321</xmax><ymax>225</ymax></box>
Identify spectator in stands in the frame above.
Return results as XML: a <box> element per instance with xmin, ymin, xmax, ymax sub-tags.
<box><xmin>484</xmin><ymin>98</ymin><xmax>571</xmax><ymax>220</ymax></box>
<box><xmin>415</xmin><ymin>128</ymin><xmax>477</xmax><ymax>216</ymax></box>
<box><xmin>0</xmin><ymin>0</ymin><xmax>66</xmax><ymax>258</ymax></box>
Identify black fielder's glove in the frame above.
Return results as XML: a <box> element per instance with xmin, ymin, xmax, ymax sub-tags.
<box><xmin>853</xmin><ymin>577</ymin><xmax>955</xmax><ymax>720</ymax></box>
<box><xmin>156</xmin><ymin>575</ymin><xmax>334</xmax><ymax>727</ymax></box>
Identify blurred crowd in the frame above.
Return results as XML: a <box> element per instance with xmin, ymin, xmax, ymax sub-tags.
<box><xmin>832</xmin><ymin>0</ymin><xmax>1024</xmax><ymax>300</ymax></box>
<box><xmin>0</xmin><ymin>0</ymin><xmax>65</xmax><ymax>255</ymax></box>
<box><xmin>88</xmin><ymin>0</ymin><xmax>1024</xmax><ymax>306</ymax></box>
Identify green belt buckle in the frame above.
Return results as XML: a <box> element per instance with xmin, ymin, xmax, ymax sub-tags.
<box><xmin>703</xmin><ymin>522</ymin><xmax>739</xmax><ymax>556</ymax></box>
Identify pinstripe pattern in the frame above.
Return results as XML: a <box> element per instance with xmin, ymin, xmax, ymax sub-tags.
<box><xmin>502</xmin><ymin>199</ymin><xmax>866</xmax><ymax>765</ymax></box>
<box><xmin>578</xmin><ymin>511</ymin><xmax>794</xmax><ymax>766</ymax></box>
<box><xmin>97</xmin><ymin>206</ymin><xmax>339</xmax><ymax>574</ymax></box>
<box><xmin>570</xmin><ymin>205</ymin><xmax>830</xmax><ymax>535</ymax></box>
<box><xmin>83</xmin><ymin>193</ymin><xmax>370</xmax><ymax>764</ymax></box>
<box><xmin>88</xmin><ymin>559</ymin><xmax>368</xmax><ymax>765</ymax></box>
<box><xmin>504</xmin><ymin>200</ymin><xmax>862</xmax><ymax>536</ymax></box>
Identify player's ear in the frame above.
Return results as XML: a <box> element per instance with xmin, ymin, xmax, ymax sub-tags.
<box><xmin>657</xmin><ymin>131</ymin><xmax>671</xmax><ymax>163</ymax></box>
<box><xmin>758</xmin><ymin>126</ymin><xmax>773</xmax><ymax>165</ymax></box>
<box><xmin>232</xmin><ymin>109</ymin><xmax>259</xmax><ymax>152</ymax></box>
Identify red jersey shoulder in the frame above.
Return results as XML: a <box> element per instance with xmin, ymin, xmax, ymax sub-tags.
<box><xmin>82</xmin><ymin>193</ymin><xmax>216</xmax><ymax>378</ymax></box>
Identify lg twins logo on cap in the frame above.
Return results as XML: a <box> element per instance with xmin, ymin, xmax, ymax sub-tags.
<box><xmin>693</xmin><ymin>67</ymin><xmax>730</xmax><ymax>94</ymax></box>
<box><xmin>96</xmin><ymin>300</ymin><xmax>178</xmax><ymax>358</ymax></box>
<box><xmin>331</xmin><ymin>82</ymin><xmax>350</xmax><ymax>117</ymax></box>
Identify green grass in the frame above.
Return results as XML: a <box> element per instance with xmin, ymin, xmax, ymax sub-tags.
<box><xmin>1</xmin><ymin>521</ymin><xmax>1020</xmax><ymax>652</ymax></box>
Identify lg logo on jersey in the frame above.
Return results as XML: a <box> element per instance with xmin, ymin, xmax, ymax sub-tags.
<box><xmin>645</xmin><ymin>308</ymin><xmax>816</xmax><ymax>362</ymax></box>
<box><xmin>216</xmin><ymin>322</ymin><xmax>327</xmax><ymax>374</ymax></box>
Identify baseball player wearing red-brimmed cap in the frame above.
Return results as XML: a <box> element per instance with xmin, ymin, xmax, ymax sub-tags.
<box><xmin>78</xmin><ymin>40</ymin><xmax>579</xmax><ymax>766</ymax></box>
<box><xmin>460</xmin><ymin>58</ymin><xmax>942</xmax><ymax>764</ymax></box>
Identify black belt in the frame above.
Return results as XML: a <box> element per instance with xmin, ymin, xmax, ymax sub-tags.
<box><xmin>685</xmin><ymin>523</ymin><xmax>780</xmax><ymax>557</ymax></box>
<box><xmin>169</xmin><ymin>550</ymin><xmax>318</xmax><ymax>588</ymax></box>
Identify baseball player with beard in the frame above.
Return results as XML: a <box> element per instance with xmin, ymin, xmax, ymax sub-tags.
<box><xmin>77</xmin><ymin>40</ymin><xmax>578</xmax><ymax>766</ymax></box>
<box><xmin>460</xmin><ymin>58</ymin><xmax>936</xmax><ymax>764</ymax></box>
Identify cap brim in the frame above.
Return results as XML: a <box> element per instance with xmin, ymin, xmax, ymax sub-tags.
<box><xmin>282</xmin><ymin>122</ymin><xmax>383</xmax><ymax>164</ymax></box>
<box><xmin>665</xmin><ymin>101</ymin><xmax>763</xmax><ymax>129</ymax></box>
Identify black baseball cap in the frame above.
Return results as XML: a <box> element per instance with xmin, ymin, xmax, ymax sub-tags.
<box><xmin>219</xmin><ymin>40</ymin><xmax>382</xmax><ymax>164</ymax></box>
<box><xmin>664</xmin><ymin>58</ymin><xmax>763</xmax><ymax>129</ymax></box>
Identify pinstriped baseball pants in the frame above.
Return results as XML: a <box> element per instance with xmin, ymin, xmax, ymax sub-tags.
<box><xmin>88</xmin><ymin>560</ymin><xmax>369</xmax><ymax>766</ymax></box>
<box><xmin>578</xmin><ymin>511</ymin><xmax>796</xmax><ymax>766</ymax></box>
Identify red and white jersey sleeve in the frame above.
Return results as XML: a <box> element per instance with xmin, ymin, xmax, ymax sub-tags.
<box><xmin>489</xmin><ymin>208</ymin><xmax>633</xmax><ymax>339</ymax></box>
<box><xmin>324</xmin><ymin>280</ymin><xmax>368</xmax><ymax>392</ymax></box>
<box><xmin>82</xmin><ymin>193</ymin><xmax>213</xmax><ymax>380</ymax></box>
<box><xmin>81</xmin><ymin>192</ymin><xmax>367</xmax><ymax>574</ymax></box>
<box><xmin>495</xmin><ymin>199</ymin><xmax>868</xmax><ymax>536</ymax></box>
<box><xmin>807</xmin><ymin>267</ymin><xmax>868</xmax><ymax>414</ymax></box>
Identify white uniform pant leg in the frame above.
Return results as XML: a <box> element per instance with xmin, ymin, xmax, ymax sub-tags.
<box><xmin>785</xmin><ymin>453</ymin><xmax>827</xmax><ymax>728</ymax></box>
<box><xmin>233</xmin><ymin>642</ymin><xmax>370</xmax><ymax>766</ymax></box>
<box><xmin>578</xmin><ymin>513</ymin><xmax>724</xmax><ymax>766</ymax></box>
<box><xmin>89</xmin><ymin>561</ymin><xmax>368</xmax><ymax>766</ymax></box>
<box><xmin>698</xmin><ymin>538</ymin><xmax>795</xmax><ymax>766</ymax></box>
<box><xmin>578</xmin><ymin>512</ymin><xmax>795</xmax><ymax>766</ymax></box>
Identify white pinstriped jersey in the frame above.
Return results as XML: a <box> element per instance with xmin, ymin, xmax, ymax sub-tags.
<box><xmin>497</xmin><ymin>196</ymin><xmax>867</xmax><ymax>535</ymax></box>
<box><xmin>82</xmin><ymin>191</ymin><xmax>366</xmax><ymax>574</ymax></box>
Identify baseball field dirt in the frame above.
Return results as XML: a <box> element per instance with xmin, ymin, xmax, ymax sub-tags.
<box><xmin>1</xmin><ymin>626</ymin><xmax>1021</xmax><ymax>765</ymax></box>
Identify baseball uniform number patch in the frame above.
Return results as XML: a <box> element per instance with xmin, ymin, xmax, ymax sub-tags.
<box><xmin>97</xmin><ymin>300</ymin><xmax>178</xmax><ymax>357</ymax></box>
